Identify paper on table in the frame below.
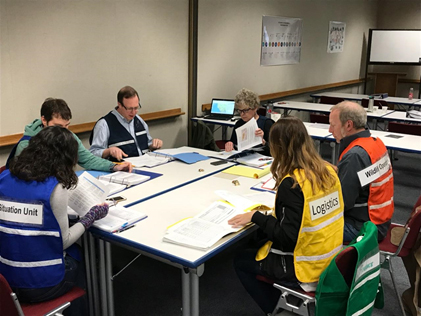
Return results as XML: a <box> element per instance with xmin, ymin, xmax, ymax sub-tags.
<box><xmin>163</xmin><ymin>201</ymin><xmax>245</xmax><ymax>250</ymax></box>
<box><xmin>125</xmin><ymin>154</ymin><xmax>171</xmax><ymax>168</ymax></box>
<box><xmin>215</xmin><ymin>190</ymin><xmax>271</xmax><ymax>212</ymax></box>
<box><xmin>68</xmin><ymin>172</ymin><xmax>109</xmax><ymax>216</ymax></box>
<box><xmin>222</xmin><ymin>165</ymin><xmax>271</xmax><ymax>179</ymax></box>
<box><xmin>235</xmin><ymin>117</ymin><xmax>262</xmax><ymax>152</ymax></box>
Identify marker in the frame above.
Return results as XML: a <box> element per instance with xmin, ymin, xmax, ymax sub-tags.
<box><xmin>113</xmin><ymin>223</ymin><xmax>136</xmax><ymax>234</ymax></box>
<box><xmin>258</xmin><ymin>158</ymin><xmax>273</xmax><ymax>161</ymax></box>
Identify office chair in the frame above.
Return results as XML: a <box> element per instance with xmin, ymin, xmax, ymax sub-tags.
<box><xmin>378</xmin><ymin>195</ymin><xmax>421</xmax><ymax>316</ymax></box>
<box><xmin>191</xmin><ymin>120</ymin><xmax>221</xmax><ymax>151</ymax></box>
<box><xmin>0</xmin><ymin>273</ymin><xmax>86</xmax><ymax>316</ymax></box>
<box><xmin>319</xmin><ymin>96</ymin><xmax>345</xmax><ymax>105</ymax></box>
<box><xmin>361</xmin><ymin>98</ymin><xmax>388</xmax><ymax>109</ymax></box>
<box><xmin>262</xmin><ymin>246</ymin><xmax>359</xmax><ymax>316</ymax></box>
<box><xmin>388</xmin><ymin>121</ymin><xmax>421</xmax><ymax>136</ymax></box>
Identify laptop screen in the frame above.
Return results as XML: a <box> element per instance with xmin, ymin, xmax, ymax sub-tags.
<box><xmin>210</xmin><ymin>99</ymin><xmax>235</xmax><ymax>116</ymax></box>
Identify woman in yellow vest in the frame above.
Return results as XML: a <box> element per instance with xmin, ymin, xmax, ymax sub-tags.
<box><xmin>228</xmin><ymin>116</ymin><xmax>344</xmax><ymax>315</ymax></box>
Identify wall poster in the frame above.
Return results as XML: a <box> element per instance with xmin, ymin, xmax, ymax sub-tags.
<box><xmin>327</xmin><ymin>21</ymin><xmax>346</xmax><ymax>53</ymax></box>
<box><xmin>261</xmin><ymin>16</ymin><xmax>303</xmax><ymax>66</ymax></box>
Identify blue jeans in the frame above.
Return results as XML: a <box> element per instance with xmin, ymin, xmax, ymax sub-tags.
<box><xmin>343</xmin><ymin>222</ymin><xmax>360</xmax><ymax>242</ymax></box>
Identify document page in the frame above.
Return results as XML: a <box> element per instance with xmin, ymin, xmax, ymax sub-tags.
<box><xmin>68</xmin><ymin>172</ymin><xmax>110</xmax><ymax>216</ymax></box>
<box><xmin>125</xmin><ymin>154</ymin><xmax>170</xmax><ymax>168</ymax></box>
<box><xmin>163</xmin><ymin>201</ymin><xmax>245</xmax><ymax>250</ymax></box>
<box><xmin>235</xmin><ymin>117</ymin><xmax>262</xmax><ymax>152</ymax></box>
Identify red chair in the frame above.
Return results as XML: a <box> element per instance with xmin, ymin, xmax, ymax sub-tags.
<box><xmin>388</xmin><ymin>121</ymin><xmax>421</xmax><ymax>136</ymax></box>
<box><xmin>310</xmin><ymin>113</ymin><xmax>329</xmax><ymax>124</ymax></box>
<box><xmin>0</xmin><ymin>165</ymin><xmax>6</xmax><ymax>174</ymax></box>
<box><xmin>0</xmin><ymin>273</ymin><xmax>85</xmax><ymax>316</ymax></box>
<box><xmin>379</xmin><ymin>195</ymin><xmax>421</xmax><ymax>316</ymax></box>
<box><xmin>320</xmin><ymin>96</ymin><xmax>345</xmax><ymax>105</ymax></box>
<box><xmin>361</xmin><ymin>98</ymin><xmax>388</xmax><ymax>109</ymax></box>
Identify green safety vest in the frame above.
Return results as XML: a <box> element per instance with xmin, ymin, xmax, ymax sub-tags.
<box><xmin>315</xmin><ymin>221</ymin><xmax>384</xmax><ymax>316</ymax></box>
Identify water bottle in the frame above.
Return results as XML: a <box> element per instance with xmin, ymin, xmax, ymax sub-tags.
<box><xmin>266</xmin><ymin>101</ymin><xmax>273</xmax><ymax>119</ymax></box>
<box><xmin>368</xmin><ymin>96</ymin><xmax>374</xmax><ymax>112</ymax></box>
<box><xmin>409</xmin><ymin>87</ymin><xmax>414</xmax><ymax>100</ymax></box>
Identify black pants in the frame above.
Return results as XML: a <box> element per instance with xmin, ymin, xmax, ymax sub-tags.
<box><xmin>234</xmin><ymin>248</ymin><xmax>282</xmax><ymax>315</ymax></box>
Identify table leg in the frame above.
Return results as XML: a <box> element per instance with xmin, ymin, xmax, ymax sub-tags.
<box><xmin>88</xmin><ymin>233</ymin><xmax>100</xmax><ymax>316</ymax></box>
<box><xmin>182</xmin><ymin>268</ymin><xmax>191</xmax><ymax>316</ymax></box>
<box><xmin>98</xmin><ymin>239</ymin><xmax>108</xmax><ymax>316</ymax></box>
<box><xmin>105</xmin><ymin>242</ymin><xmax>115</xmax><ymax>316</ymax></box>
<box><xmin>82</xmin><ymin>234</ymin><xmax>94</xmax><ymax>316</ymax></box>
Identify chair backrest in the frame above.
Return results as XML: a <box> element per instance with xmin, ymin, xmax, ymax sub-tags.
<box><xmin>399</xmin><ymin>199</ymin><xmax>421</xmax><ymax>255</ymax></box>
<box><xmin>335</xmin><ymin>246</ymin><xmax>358</xmax><ymax>287</ymax></box>
<box><xmin>0</xmin><ymin>165</ymin><xmax>6</xmax><ymax>174</ymax></box>
<box><xmin>388</xmin><ymin>121</ymin><xmax>421</xmax><ymax>136</ymax></box>
<box><xmin>361</xmin><ymin>98</ymin><xmax>388</xmax><ymax>109</ymax></box>
<box><xmin>257</xmin><ymin>106</ymin><xmax>267</xmax><ymax>117</ymax></box>
<box><xmin>320</xmin><ymin>96</ymin><xmax>345</xmax><ymax>105</ymax></box>
<box><xmin>310</xmin><ymin>113</ymin><xmax>330</xmax><ymax>124</ymax></box>
<box><xmin>0</xmin><ymin>274</ymin><xmax>21</xmax><ymax>316</ymax></box>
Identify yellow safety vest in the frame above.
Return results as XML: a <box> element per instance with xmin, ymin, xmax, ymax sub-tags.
<box><xmin>256</xmin><ymin>166</ymin><xmax>344</xmax><ymax>283</ymax></box>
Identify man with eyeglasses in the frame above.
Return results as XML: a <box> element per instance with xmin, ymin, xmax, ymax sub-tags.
<box><xmin>89</xmin><ymin>86</ymin><xmax>163</xmax><ymax>161</ymax></box>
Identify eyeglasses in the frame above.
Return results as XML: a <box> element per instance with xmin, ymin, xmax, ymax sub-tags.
<box><xmin>121</xmin><ymin>104</ymin><xmax>141</xmax><ymax>112</ymax></box>
<box><xmin>236</xmin><ymin>108</ymin><xmax>252</xmax><ymax>115</ymax></box>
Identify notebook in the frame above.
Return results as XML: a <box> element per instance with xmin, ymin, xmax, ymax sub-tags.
<box><xmin>204</xmin><ymin>98</ymin><xmax>235</xmax><ymax>120</ymax></box>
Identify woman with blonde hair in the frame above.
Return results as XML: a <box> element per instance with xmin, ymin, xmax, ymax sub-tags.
<box><xmin>225</xmin><ymin>88</ymin><xmax>274</xmax><ymax>156</ymax></box>
<box><xmin>229</xmin><ymin>116</ymin><xmax>344</xmax><ymax>315</ymax></box>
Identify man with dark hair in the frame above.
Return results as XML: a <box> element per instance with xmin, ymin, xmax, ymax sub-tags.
<box><xmin>89</xmin><ymin>86</ymin><xmax>163</xmax><ymax>161</ymax></box>
<box><xmin>329</xmin><ymin>101</ymin><xmax>394</xmax><ymax>242</ymax></box>
<box><xmin>7</xmin><ymin>98</ymin><xmax>132</xmax><ymax>172</ymax></box>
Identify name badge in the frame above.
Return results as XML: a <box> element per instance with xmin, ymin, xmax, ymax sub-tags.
<box><xmin>0</xmin><ymin>199</ymin><xmax>43</xmax><ymax>225</ymax></box>
<box><xmin>357</xmin><ymin>154</ymin><xmax>391</xmax><ymax>187</ymax></box>
<box><xmin>309</xmin><ymin>190</ymin><xmax>341</xmax><ymax>221</ymax></box>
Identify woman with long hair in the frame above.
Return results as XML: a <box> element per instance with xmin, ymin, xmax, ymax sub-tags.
<box><xmin>229</xmin><ymin>117</ymin><xmax>344</xmax><ymax>314</ymax></box>
<box><xmin>0</xmin><ymin>126</ymin><xmax>108</xmax><ymax>309</ymax></box>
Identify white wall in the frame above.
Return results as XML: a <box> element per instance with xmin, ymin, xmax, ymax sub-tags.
<box><xmin>196</xmin><ymin>0</ymin><xmax>378</xmax><ymax>112</ymax></box>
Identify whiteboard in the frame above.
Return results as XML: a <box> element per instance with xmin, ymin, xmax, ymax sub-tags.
<box><xmin>369</xmin><ymin>29</ymin><xmax>421</xmax><ymax>64</ymax></box>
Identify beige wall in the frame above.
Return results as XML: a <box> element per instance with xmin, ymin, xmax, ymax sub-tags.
<box><xmin>1</xmin><ymin>0</ymin><xmax>420</xmax><ymax>165</ymax></box>
<box><xmin>0</xmin><ymin>0</ymin><xmax>189</xmax><ymax>165</ymax></box>
<box><xmin>196</xmin><ymin>0</ymin><xmax>378</xmax><ymax>112</ymax></box>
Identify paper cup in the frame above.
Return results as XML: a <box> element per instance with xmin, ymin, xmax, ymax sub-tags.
<box><xmin>382</xmin><ymin>106</ymin><xmax>388</xmax><ymax>114</ymax></box>
<box><xmin>373</xmin><ymin>106</ymin><xmax>379</xmax><ymax>112</ymax></box>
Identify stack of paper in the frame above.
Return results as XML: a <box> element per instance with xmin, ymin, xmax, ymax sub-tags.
<box><xmin>236</xmin><ymin>153</ymin><xmax>273</xmax><ymax>168</ymax></box>
<box><xmin>99</xmin><ymin>171</ymin><xmax>150</xmax><ymax>186</ymax></box>
<box><xmin>125</xmin><ymin>153</ymin><xmax>171</xmax><ymax>168</ymax></box>
<box><xmin>222</xmin><ymin>165</ymin><xmax>271</xmax><ymax>179</ymax></box>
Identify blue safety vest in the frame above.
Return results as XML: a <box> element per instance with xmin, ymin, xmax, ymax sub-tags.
<box><xmin>0</xmin><ymin>170</ymin><xmax>65</xmax><ymax>288</ymax></box>
<box><xmin>90</xmin><ymin>112</ymin><xmax>149</xmax><ymax>158</ymax></box>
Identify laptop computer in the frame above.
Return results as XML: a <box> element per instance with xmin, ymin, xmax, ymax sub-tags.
<box><xmin>204</xmin><ymin>98</ymin><xmax>235</xmax><ymax>120</ymax></box>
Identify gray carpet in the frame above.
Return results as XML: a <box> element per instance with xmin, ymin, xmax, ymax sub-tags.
<box><xmin>111</xmin><ymin>149</ymin><xmax>421</xmax><ymax>315</ymax></box>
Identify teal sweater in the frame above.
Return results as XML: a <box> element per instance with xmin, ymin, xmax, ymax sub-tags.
<box><xmin>16</xmin><ymin>119</ymin><xmax>114</xmax><ymax>172</ymax></box>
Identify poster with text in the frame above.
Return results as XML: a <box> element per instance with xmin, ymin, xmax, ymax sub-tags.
<box><xmin>261</xmin><ymin>16</ymin><xmax>303</xmax><ymax>66</ymax></box>
<box><xmin>327</xmin><ymin>21</ymin><xmax>346</xmax><ymax>53</ymax></box>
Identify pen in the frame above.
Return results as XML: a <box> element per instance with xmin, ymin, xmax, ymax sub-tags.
<box><xmin>114</xmin><ymin>161</ymin><xmax>139</xmax><ymax>168</ymax></box>
<box><xmin>258</xmin><ymin>158</ymin><xmax>273</xmax><ymax>161</ymax></box>
<box><xmin>112</xmin><ymin>224</ymin><xmax>135</xmax><ymax>234</ymax></box>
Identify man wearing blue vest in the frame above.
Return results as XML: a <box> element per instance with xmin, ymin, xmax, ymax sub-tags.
<box><xmin>89</xmin><ymin>86</ymin><xmax>163</xmax><ymax>161</ymax></box>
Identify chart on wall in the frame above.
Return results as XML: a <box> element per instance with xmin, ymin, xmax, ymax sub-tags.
<box><xmin>327</xmin><ymin>21</ymin><xmax>346</xmax><ymax>53</ymax></box>
<box><xmin>261</xmin><ymin>16</ymin><xmax>303</xmax><ymax>66</ymax></box>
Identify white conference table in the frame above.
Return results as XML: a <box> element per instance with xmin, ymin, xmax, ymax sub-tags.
<box><xmin>325</xmin><ymin>130</ymin><xmax>421</xmax><ymax>155</ymax></box>
<box><xmin>92</xmin><ymin>168</ymin><xmax>274</xmax><ymax>316</ymax></box>
<box><xmin>274</xmin><ymin>101</ymin><xmax>394</xmax><ymax>119</ymax></box>
<box><xmin>310</xmin><ymin>92</ymin><xmax>421</xmax><ymax>107</ymax></box>
<box><xmin>381</xmin><ymin>110</ymin><xmax>421</xmax><ymax>123</ymax></box>
<box><xmin>110</xmin><ymin>146</ymin><xmax>235</xmax><ymax>208</ymax></box>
